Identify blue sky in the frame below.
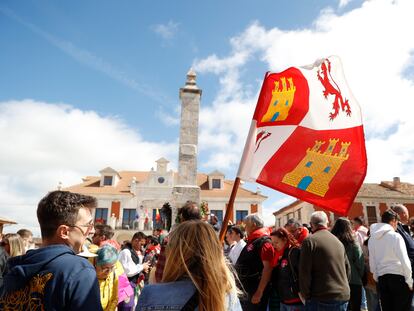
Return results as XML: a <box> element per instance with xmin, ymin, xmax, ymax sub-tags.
<box><xmin>1</xmin><ymin>0</ymin><xmax>414</xmax><ymax>235</ymax></box>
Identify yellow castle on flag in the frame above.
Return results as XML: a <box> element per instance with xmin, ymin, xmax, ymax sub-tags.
<box><xmin>282</xmin><ymin>139</ymin><xmax>351</xmax><ymax>197</ymax></box>
<box><xmin>261</xmin><ymin>77</ymin><xmax>296</xmax><ymax>122</ymax></box>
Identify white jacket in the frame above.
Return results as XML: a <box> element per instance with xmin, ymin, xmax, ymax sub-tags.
<box><xmin>368</xmin><ymin>223</ymin><xmax>413</xmax><ymax>288</ymax></box>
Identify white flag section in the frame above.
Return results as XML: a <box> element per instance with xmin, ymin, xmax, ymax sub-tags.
<box><xmin>237</xmin><ymin>56</ymin><xmax>367</xmax><ymax>215</ymax></box>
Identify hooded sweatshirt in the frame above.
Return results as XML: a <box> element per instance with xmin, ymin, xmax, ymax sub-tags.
<box><xmin>0</xmin><ymin>244</ymin><xmax>102</xmax><ymax>311</ymax></box>
<box><xmin>368</xmin><ymin>223</ymin><xmax>413</xmax><ymax>288</ymax></box>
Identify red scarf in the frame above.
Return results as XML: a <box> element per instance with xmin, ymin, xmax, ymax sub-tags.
<box><xmin>247</xmin><ymin>227</ymin><xmax>271</xmax><ymax>243</ymax></box>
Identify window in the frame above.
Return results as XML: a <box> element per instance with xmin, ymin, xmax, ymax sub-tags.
<box><xmin>236</xmin><ymin>210</ymin><xmax>248</xmax><ymax>224</ymax></box>
<box><xmin>158</xmin><ymin>177</ymin><xmax>165</xmax><ymax>184</ymax></box>
<box><xmin>122</xmin><ymin>209</ymin><xmax>136</xmax><ymax>229</ymax></box>
<box><xmin>297</xmin><ymin>209</ymin><xmax>301</xmax><ymax>221</ymax></box>
<box><xmin>212</xmin><ymin>179</ymin><xmax>221</xmax><ymax>189</ymax></box>
<box><xmin>323</xmin><ymin>166</ymin><xmax>331</xmax><ymax>173</ymax></box>
<box><xmin>210</xmin><ymin>210</ymin><xmax>223</xmax><ymax>223</ymax></box>
<box><xmin>305</xmin><ymin>161</ymin><xmax>313</xmax><ymax>168</ymax></box>
<box><xmin>277</xmin><ymin>218</ymin><xmax>281</xmax><ymax>228</ymax></box>
<box><xmin>366</xmin><ymin>206</ymin><xmax>377</xmax><ymax>225</ymax></box>
<box><xmin>103</xmin><ymin>176</ymin><xmax>113</xmax><ymax>186</ymax></box>
<box><xmin>95</xmin><ymin>208</ymin><xmax>108</xmax><ymax>224</ymax></box>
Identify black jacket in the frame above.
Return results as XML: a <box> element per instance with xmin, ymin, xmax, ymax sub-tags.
<box><xmin>397</xmin><ymin>222</ymin><xmax>414</xmax><ymax>277</ymax></box>
<box><xmin>272</xmin><ymin>246</ymin><xmax>301</xmax><ymax>303</ymax></box>
<box><xmin>0</xmin><ymin>247</ymin><xmax>8</xmax><ymax>289</ymax></box>
<box><xmin>235</xmin><ymin>236</ymin><xmax>271</xmax><ymax>295</ymax></box>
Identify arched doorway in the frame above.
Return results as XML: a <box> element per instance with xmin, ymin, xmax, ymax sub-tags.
<box><xmin>161</xmin><ymin>203</ymin><xmax>172</xmax><ymax>231</ymax></box>
<box><xmin>298</xmin><ymin>176</ymin><xmax>312</xmax><ymax>191</ymax></box>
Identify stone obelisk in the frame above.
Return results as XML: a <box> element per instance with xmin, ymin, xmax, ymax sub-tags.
<box><xmin>172</xmin><ymin>68</ymin><xmax>202</xmax><ymax>222</ymax></box>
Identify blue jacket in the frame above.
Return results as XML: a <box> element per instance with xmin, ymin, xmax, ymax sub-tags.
<box><xmin>0</xmin><ymin>244</ymin><xmax>102</xmax><ymax>311</ymax></box>
<box><xmin>136</xmin><ymin>279</ymin><xmax>242</xmax><ymax>311</ymax></box>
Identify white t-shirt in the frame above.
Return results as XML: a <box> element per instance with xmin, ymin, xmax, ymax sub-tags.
<box><xmin>228</xmin><ymin>239</ymin><xmax>246</xmax><ymax>265</ymax></box>
<box><xmin>119</xmin><ymin>248</ymin><xmax>144</xmax><ymax>277</ymax></box>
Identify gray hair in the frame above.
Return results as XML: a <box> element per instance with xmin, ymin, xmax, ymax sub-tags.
<box><xmin>310</xmin><ymin>211</ymin><xmax>328</xmax><ymax>227</ymax></box>
<box><xmin>390</xmin><ymin>204</ymin><xmax>408</xmax><ymax>215</ymax></box>
<box><xmin>285</xmin><ymin>218</ymin><xmax>301</xmax><ymax>228</ymax></box>
<box><xmin>244</xmin><ymin>214</ymin><xmax>264</xmax><ymax>228</ymax></box>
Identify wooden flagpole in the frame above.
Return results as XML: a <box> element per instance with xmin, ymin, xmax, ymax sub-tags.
<box><xmin>219</xmin><ymin>177</ymin><xmax>241</xmax><ymax>243</ymax></box>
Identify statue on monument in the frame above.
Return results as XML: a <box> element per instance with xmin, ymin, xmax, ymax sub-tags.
<box><xmin>110</xmin><ymin>213</ymin><xmax>117</xmax><ymax>229</ymax></box>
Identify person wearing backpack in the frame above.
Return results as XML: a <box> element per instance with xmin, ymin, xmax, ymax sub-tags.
<box><xmin>270</xmin><ymin>228</ymin><xmax>303</xmax><ymax>311</ymax></box>
<box><xmin>235</xmin><ymin>214</ymin><xmax>276</xmax><ymax>311</ymax></box>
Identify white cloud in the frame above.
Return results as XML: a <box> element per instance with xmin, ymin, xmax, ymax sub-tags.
<box><xmin>195</xmin><ymin>0</ymin><xmax>414</xmax><ymax>187</ymax></box>
<box><xmin>0</xmin><ymin>100</ymin><xmax>177</xmax><ymax>236</ymax></box>
<box><xmin>338</xmin><ymin>0</ymin><xmax>353</xmax><ymax>8</ymax></box>
<box><xmin>151</xmin><ymin>21</ymin><xmax>179</xmax><ymax>40</ymax></box>
<box><xmin>156</xmin><ymin>105</ymin><xmax>181</xmax><ymax>127</ymax></box>
<box><xmin>262</xmin><ymin>196</ymin><xmax>296</xmax><ymax>226</ymax></box>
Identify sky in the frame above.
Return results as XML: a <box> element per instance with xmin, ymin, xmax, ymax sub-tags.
<box><xmin>1</xmin><ymin>0</ymin><xmax>414</xmax><ymax>236</ymax></box>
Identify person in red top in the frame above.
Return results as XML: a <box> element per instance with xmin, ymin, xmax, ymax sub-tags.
<box><xmin>235</xmin><ymin>214</ymin><xmax>276</xmax><ymax>311</ymax></box>
<box><xmin>270</xmin><ymin>228</ymin><xmax>304</xmax><ymax>310</ymax></box>
<box><xmin>284</xmin><ymin>218</ymin><xmax>309</xmax><ymax>245</ymax></box>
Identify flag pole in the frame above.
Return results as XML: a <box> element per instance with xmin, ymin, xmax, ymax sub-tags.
<box><xmin>219</xmin><ymin>177</ymin><xmax>241</xmax><ymax>243</ymax></box>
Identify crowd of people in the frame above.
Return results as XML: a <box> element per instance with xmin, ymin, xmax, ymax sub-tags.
<box><xmin>0</xmin><ymin>190</ymin><xmax>413</xmax><ymax>311</ymax></box>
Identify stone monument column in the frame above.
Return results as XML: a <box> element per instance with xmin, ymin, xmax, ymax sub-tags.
<box><xmin>172</xmin><ymin>68</ymin><xmax>202</xmax><ymax>224</ymax></box>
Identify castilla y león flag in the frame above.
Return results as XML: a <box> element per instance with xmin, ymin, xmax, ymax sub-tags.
<box><xmin>237</xmin><ymin>56</ymin><xmax>367</xmax><ymax>216</ymax></box>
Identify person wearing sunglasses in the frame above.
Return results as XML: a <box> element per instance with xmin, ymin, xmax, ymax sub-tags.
<box><xmin>0</xmin><ymin>190</ymin><xmax>103</xmax><ymax>311</ymax></box>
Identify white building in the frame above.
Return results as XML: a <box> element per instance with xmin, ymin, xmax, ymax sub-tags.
<box><xmin>64</xmin><ymin>69</ymin><xmax>266</xmax><ymax>241</ymax></box>
<box><xmin>65</xmin><ymin>161</ymin><xmax>266</xmax><ymax>230</ymax></box>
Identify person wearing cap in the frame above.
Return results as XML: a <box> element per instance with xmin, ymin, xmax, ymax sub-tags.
<box><xmin>95</xmin><ymin>244</ymin><xmax>119</xmax><ymax>311</ymax></box>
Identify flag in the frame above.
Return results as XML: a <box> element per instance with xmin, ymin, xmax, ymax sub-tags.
<box><xmin>238</xmin><ymin>56</ymin><xmax>367</xmax><ymax>216</ymax></box>
<box><xmin>155</xmin><ymin>208</ymin><xmax>161</xmax><ymax>222</ymax></box>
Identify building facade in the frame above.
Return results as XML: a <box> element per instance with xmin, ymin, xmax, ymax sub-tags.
<box><xmin>64</xmin><ymin>161</ymin><xmax>266</xmax><ymax>241</ymax></box>
<box><xmin>64</xmin><ymin>70</ymin><xmax>266</xmax><ymax>242</ymax></box>
<box><xmin>274</xmin><ymin>177</ymin><xmax>414</xmax><ymax>227</ymax></box>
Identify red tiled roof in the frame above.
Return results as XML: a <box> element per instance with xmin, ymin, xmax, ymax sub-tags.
<box><xmin>272</xmin><ymin>179</ymin><xmax>414</xmax><ymax>216</ymax></box>
<box><xmin>65</xmin><ymin>171</ymin><xmax>267</xmax><ymax>199</ymax></box>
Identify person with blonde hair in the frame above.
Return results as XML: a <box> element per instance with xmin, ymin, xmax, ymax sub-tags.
<box><xmin>0</xmin><ymin>233</ymin><xmax>25</xmax><ymax>284</ymax></box>
<box><xmin>137</xmin><ymin>220</ymin><xmax>242</xmax><ymax>311</ymax></box>
<box><xmin>2</xmin><ymin>233</ymin><xmax>25</xmax><ymax>257</ymax></box>
<box><xmin>17</xmin><ymin>229</ymin><xmax>35</xmax><ymax>252</ymax></box>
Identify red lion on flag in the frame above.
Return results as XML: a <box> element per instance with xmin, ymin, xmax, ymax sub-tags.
<box><xmin>317</xmin><ymin>59</ymin><xmax>351</xmax><ymax>120</ymax></box>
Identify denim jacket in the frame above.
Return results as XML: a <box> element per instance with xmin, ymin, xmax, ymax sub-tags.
<box><xmin>136</xmin><ymin>279</ymin><xmax>242</xmax><ymax>311</ymax></box>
